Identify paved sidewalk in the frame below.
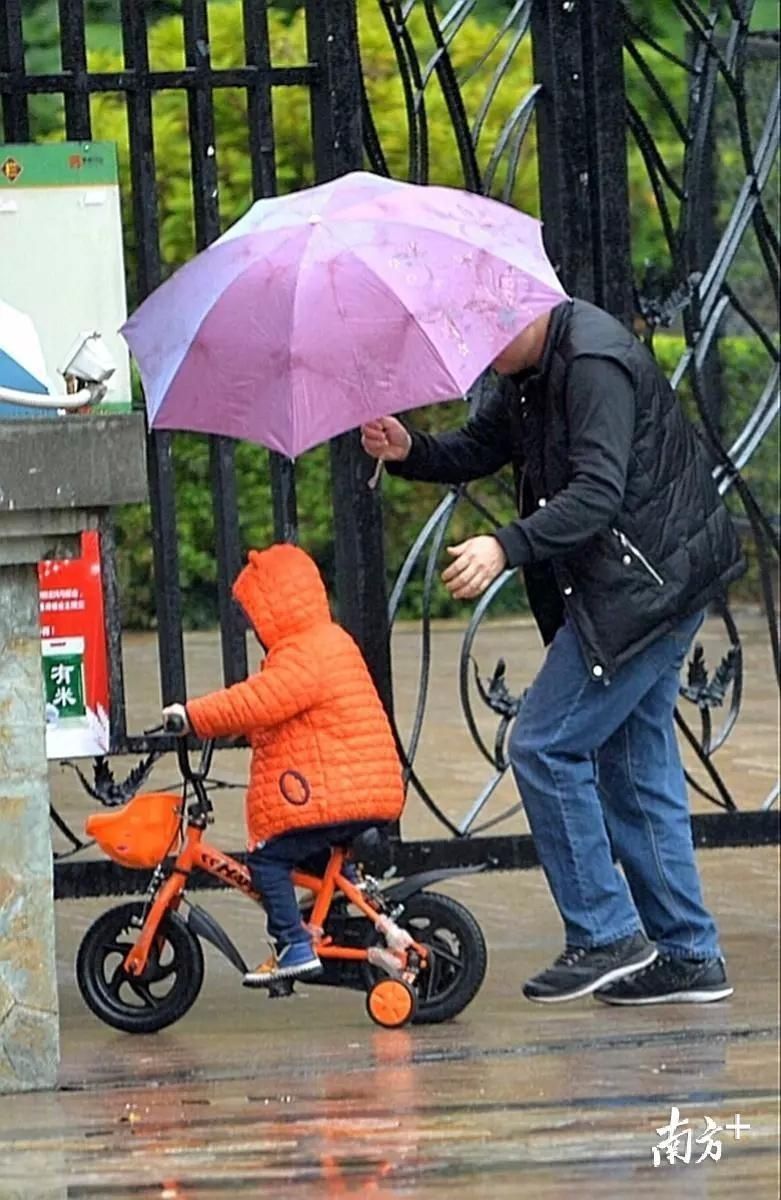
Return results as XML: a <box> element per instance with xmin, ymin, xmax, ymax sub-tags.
<box><xmin>0</xmin><ymin>848</ymin><xmax>777</xmax><ymax>1199</ymax></box>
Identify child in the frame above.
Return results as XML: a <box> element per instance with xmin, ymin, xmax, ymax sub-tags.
<box><xmin>163</xmin><ymin>544</ymin><xmax>404</xmax><ymax>986</ymax></box>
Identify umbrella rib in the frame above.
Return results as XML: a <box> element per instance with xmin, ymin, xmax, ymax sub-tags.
<box><xmin>286</xmin><ymin>225</ymin><xmax>459</xmax><ymax>456</ymax></box>
<box><xmin>317</xmin><ymin>232</ymin><xmax>458</xmax><ymax>397</ymax></box>
<box><xmin>289</xmin><ymin>222</ymin><xmax>321</xmax><ymax>458</ymax></box>
<box><xmin>321</xmin><ymin>205</ymin><xmax>558</xmax><ymax>297</ymax></box>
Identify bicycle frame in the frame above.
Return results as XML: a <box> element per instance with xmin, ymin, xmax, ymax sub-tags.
<box><xmin>123</xmin><ymin>819</ymin><xmax>427</xmax><ymax>978</ymax></box>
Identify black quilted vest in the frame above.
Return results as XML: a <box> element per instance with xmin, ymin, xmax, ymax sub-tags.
<box><xmin>510</xmin><ymin>300</ymin><xmax>745</xmax><ymax>678</ymax></box>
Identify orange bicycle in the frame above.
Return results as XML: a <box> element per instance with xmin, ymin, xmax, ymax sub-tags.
<box><xmin>76</xmin><ymin>716</ymin><xmax>487</xmax><ymax>1032</ymax></box>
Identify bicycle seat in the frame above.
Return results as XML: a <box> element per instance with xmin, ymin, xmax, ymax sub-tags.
<box><xmin>343</xmin><ymin>825</ymin><xmax>392</xmax><ymax>873</ymax></box>
<box><xmin>297</xmin><ymin>826</ymin><xmax>391</xmax><ymax>880</ymax></box>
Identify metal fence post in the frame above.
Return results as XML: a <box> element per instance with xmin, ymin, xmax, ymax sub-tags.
<box><xmin>120</xmin><ymin>0</ymin><xmax>187</xmax><ymax>708</ymax></box>
<box><xmin>305</xmin><ymin>0</ymin><xmax>393</xmax><ymax>711</ymax></box>
<box><xmin>531</xmin><ymin>0</ymin><xmax>633</xmax><ymax>325</ymax></box>
<box><xmin>0</xmin><ymin>0</ymin><xmax>29</xmax><ymax>140</ymax></box>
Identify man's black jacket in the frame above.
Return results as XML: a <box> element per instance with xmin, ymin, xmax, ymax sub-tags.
<box><xmin>390</xmin><ymin>299</ymin><xmax>745</xmax><ymax>680</ymax></box>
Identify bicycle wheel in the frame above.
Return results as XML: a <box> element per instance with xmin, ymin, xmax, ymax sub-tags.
<box><xmin>365</xmin><ymin>891</ymin><xmax>487</xmax><ymax>1024</ymax></box>
<box><xmin>76</xmin><ymin>901</ymin><xmax>204</xmax><ymax>1034</ymax></box>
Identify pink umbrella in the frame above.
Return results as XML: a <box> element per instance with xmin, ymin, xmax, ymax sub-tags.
<box><xmin>122</xmin><ymin>172</ymin><xmax>566</xmax><ymax>458</ymax></box>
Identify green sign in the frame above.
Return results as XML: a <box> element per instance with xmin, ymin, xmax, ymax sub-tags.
<box><xmin>0</xmin><ymin>142</ymin><xmax>118</xmax><ymax>189</ymax></box>
<box><xmin>42</xmin><ymin>647</ymin><xmax>86</xmax><ymax>719</ymax></box>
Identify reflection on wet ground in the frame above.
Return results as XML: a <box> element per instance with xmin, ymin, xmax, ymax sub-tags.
<box><xmin>1</xmin><ymin>618</ymin><xmax>778</xmax><ymax>1197</ymax></box>
<box><xmin>0</xmin><ymin>849</ymin><xmax>777</xmax><ymax>1198</ymax></box>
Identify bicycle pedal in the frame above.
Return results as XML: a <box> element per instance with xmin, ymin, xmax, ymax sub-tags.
<box><xmin>267</xmin><ymin>978</ymin><xmax>296</xmax><ymax>999</ymax></box>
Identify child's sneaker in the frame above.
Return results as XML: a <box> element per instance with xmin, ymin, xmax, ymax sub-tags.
<box><xmin>243</xmin><ymin>940</ymin><xmax>322</xmax><ymax>988</ymax></box>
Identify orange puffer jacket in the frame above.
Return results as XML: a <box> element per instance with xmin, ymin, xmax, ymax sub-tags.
<box><xmin>186</xmin><ymin>545</ymin><xmax>404</xmax><ymax>848</ymax></box>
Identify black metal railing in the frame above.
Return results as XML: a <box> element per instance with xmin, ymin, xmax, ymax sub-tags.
<box><xmin>362</xmin><ymin>1</ymin><xmax>779</xmax><ymax>844</ymax></box>
<box><xmin>1</xmin><ymin>0</ymin><xmax>777</xmax><ymax>896</ymax></box>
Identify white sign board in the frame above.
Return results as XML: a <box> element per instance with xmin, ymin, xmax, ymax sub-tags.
<box><xmin>0</xmin><ymin>141</ymin><xmax>130</xmax><ymax>415</ymax></box>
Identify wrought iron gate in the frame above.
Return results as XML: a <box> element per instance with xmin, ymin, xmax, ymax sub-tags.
<box><xmin>0</xmin><ymin>1</ymin><xmax>777</xmax><ymax>897</ymax></box>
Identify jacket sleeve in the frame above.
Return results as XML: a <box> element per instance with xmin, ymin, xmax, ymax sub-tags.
<box><xmin>186</xmin><ymin>644</ymin><xmax>322</xmax><ymax>740</ymax></box>
<box><xmin>494</xmin><ymin>357</ymin><xmax>635</xmax><ymax>568</ymax></box>
<box><xmin>387</xmin><ymin>380</ymin><xmax>514</xmax><ymax>485</ymax></box>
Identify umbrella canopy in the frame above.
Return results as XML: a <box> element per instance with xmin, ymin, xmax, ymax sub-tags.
<box><xmin>123</xmin><ymin>172</ymin><xmax>566</xmax><ymax>458</ymax></box>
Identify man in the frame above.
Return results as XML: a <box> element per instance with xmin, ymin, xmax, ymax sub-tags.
<box><xmin>362</xmin><ymin>297</ymin><xmax>744</xmax><ymax>1006</ymax></box>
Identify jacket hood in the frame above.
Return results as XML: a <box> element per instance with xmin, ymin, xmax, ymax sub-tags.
<box><xmin>232</xmin><ymin>544</ymin><xmax>331</xmax><ymax>648</ymax></box>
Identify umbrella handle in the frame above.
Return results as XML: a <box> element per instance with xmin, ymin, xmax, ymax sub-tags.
<box><xmin>368</xmin><ymin>459</ymin><xmax>385</xmax><ymax>491</ymax></box>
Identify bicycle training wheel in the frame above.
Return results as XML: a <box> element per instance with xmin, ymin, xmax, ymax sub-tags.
<box><xmin>364</xmin><ymin>891</ymin><xmax>487</xmax><ymax>1024</ymax></box>
<box><xmin>366</xmin><ymin>978</ymin><xmax>417</xmax><ymax>1028</ymax></box>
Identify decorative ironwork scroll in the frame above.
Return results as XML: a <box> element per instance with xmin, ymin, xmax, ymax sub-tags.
<box><xmin>372</xmin><ymin>1</ymin><xmax>780</xmax><ymax>836</ymax></box>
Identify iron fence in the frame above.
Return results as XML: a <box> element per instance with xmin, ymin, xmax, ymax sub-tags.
<box><xmin>362</xmin><ymin>1</ymin><xmax>780</xmax><ymax>850</ymax></box>
<box><xmin>0</xmin><ymin>0</ymin><xmax>777</xmax><ymax>896</ymax></box>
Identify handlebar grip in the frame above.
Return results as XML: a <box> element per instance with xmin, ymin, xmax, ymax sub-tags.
<box><xmin>163</xmin><ymin>712</ymin><xmax>186</xmax><ymax>735</ymax></box>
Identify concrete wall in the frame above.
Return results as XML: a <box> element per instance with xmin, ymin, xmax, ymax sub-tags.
<box><xmin>0</xmin><ymin>563</ymin><xmax>59</xmax><ymax>1092</ymax></box>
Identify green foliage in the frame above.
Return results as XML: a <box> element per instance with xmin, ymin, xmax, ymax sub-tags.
<box><xmin>652</xmin><ymin>334</ymin><xmax>779</xmax><ymax>514</ymax></box>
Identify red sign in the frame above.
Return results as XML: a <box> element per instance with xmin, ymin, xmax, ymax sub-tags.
<box><xmin>38</xmin><ymin>531</ymin><xmax>110</xmax><ymax>759</ymax></box>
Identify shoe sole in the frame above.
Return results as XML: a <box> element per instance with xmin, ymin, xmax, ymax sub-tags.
<box><xmin>242</xmin><ymin>961</ymin><xmax>323</xmax><ymax>989</ymax></box>
<box><xmin>524</xmin><ymin>947</ymin><xmax>659</xmax><ymax>1004</ymax></box>
<box><xmin>595</xmin><ymin>985</ymin><xmax>734</xmax><ymax>1006</ymax></box>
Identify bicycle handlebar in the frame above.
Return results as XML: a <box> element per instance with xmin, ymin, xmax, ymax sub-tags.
<box><xmin>146</xmin><ymin>715</ymin><xmax>215</xmax><ymax>786</ymax></box>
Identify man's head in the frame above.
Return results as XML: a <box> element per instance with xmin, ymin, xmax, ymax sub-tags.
<box><xmin>491</xmin><ymin>309</ymin><xmax>552</xmax><ymax>376</ymax></box>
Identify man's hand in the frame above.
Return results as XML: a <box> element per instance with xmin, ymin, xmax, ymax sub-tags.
<box><xmin>442</xmin><ymin>536</ymin><xmax>508</xmax><ymax>600</ymax></box>
<box><xmin>361</xmin><ymin>417</ymin><xmax>412</xmax><ymax>463</ymax></box>
<box><xmin>162</xmin><ymin>703</ymin><xmax>190</xmax><ymax>736</ymax></box>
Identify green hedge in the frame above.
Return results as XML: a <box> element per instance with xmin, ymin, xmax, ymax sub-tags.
<box><xmin>115</xmin><ymin>333</ymin><xmax>778</xmax><ymax>628</ymax></box>
<box><xmin>652</xmin><ymin>335</ymin><xmax>779</xmax><ymax>514</ymax></box>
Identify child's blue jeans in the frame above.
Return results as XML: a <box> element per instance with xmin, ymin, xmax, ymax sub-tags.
<box><xmin>247</xmin><ymin>822</ymin><xmax>371</xmax><ymax>950</ymax></box>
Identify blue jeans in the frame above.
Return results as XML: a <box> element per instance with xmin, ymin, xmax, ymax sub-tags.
<box><xmin>509</xmin><ymin>612</ymin><xmax>721</xmax><ymax>960</ymax></box>
<box><xmin>247</xmin><ymin>823</ymin><xmax>369</xmax><ymax>950</ymax></box>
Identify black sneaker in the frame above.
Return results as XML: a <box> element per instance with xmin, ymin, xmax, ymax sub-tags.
<box><xmin>595</xmin><ymin>954</ymin><xmax>733</xmax><ymax>1005</ymax></box>
<box><xmin>522</xmin><ymin>931</ymin><xmax>657</xmax><ymax>1004</ymax></box>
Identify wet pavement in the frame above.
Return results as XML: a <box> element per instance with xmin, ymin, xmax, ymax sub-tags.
<box><xmin>0</xmin><ymin>848</ymin><xmax>777</xmax><ymax>1199</ymax></box>
<box><xmin>1</xmin><ymin>618</ymin><xmax>778</xmax><ymax>1197</ymax></box>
